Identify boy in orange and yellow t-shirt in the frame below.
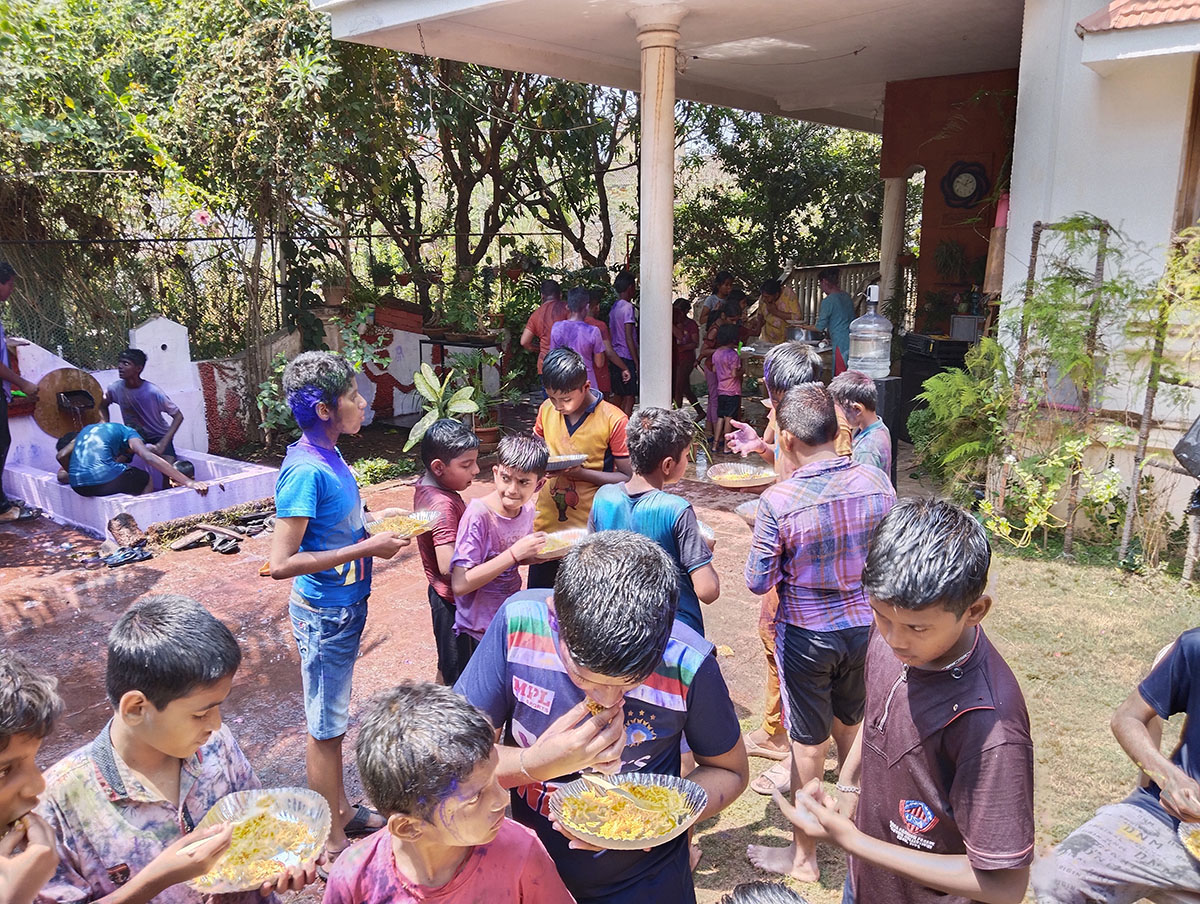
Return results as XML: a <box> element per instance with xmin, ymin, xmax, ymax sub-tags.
<box><xmin>528</xmin><ymin>347</ymin><xmax>630</xmax><ymax>588</ymax></box>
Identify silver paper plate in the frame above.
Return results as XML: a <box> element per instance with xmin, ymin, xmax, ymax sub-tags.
<box><xmin>550</xmin><ymin>772</ymin><xmax>707</xmax><ymax>851</ymax></box>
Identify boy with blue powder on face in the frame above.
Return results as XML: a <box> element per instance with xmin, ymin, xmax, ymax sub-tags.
<box><xmin>268</xmin><ymin>351</ymin><xmax>411</xmax><ymax>862</ymax></box>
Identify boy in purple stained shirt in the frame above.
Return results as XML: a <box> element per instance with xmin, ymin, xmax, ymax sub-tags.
<box><xmin>455</xmin><ymin>532</ymin><xmax>748</xmax><ymax>904</ymax></box>
<box><xmin>711</xmin><ymin>323</ymin><xmax>742</xmax><ymax>453</ymax></box>
<box><xmin>38</xmin><ymin>596</ymin><xmax>317</xmax><ymax>904</ymax></box>
<box><xmin>323</xmin><ymin>683</ymin><xmax>575</xmax><ymax>904</ymax></box>
<box><xmin>269</xmin><ymin>352</ymin><xmax>410</xmax><ymax>859</ymax></box>
<box><xmin>551</xmin><ymin>288</ymin><xmax>627</xmax><ymax>396</ymax></box>
<box><xmin>0</xmin><ymin>653</ymin><xmax>62</xmax><ymax>904</ymax></box>
<box><xmin>414</xmin><ymin>419</ymin><xmax>481</xmax><ymax>686</ymax></box>
<box><xmin>773</xmin><ymin>499</ymin><xmax>1034</xmax><ymax>904</ymax></box>
<box><xmin>744</xmin><ymin>383</ymin><xmax>895</xmax><ymax>884</ymax></box>
<box><xmin>829</xmin><ymin>370</ymin><xmax>893</xmax><ymax>483</ymax></box>
<box><xmin>101</xmin><ymin>349</ymin><xmax>184</xmax><ymax>463</ymax></box>
<box><xmin>450</xmin><ymin>435</ymin><xmax>549</xmax><ymax>666</ymax></box>
<box><xmin>608</xmin><ymin>271</ymin><xmax>639</xmax><ymax>415</ymax></box>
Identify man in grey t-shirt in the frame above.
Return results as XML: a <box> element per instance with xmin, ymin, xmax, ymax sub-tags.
<box><xmin>101</xmin><ymin>347</ymin><xmax>183</xmax><ymax>460</ymax></box>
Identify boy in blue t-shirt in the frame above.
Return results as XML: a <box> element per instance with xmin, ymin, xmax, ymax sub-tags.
<box><xmin>454</xmin><ymin>531</ymin><xmax>748</xmax><ymax>904</ymax></box>
<box><xmin>588</xmin><ymin>406</ymin><xmax>718</xmax><ymax>635</ymax></box>
<box><xmin>269</xmin><ymin>351</ymin><xmax>410</xmax><ymax>860</ymax></box>
<box><xmin>1034</xmin><ymin>629</ymin><xmax>1200</xmax><ymax>903</ymax></box>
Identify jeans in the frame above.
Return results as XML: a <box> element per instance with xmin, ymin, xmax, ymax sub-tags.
<box><xmin>289</xmin><ymin>593</ymin><xmax>368</xmax><ymax>740</ymax></box>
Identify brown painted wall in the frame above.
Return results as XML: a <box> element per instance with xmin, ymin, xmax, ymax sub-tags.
<box><xmin>882</xmin><ymin>69</ymin><xmax>1018</xmax><ymax>332</ymax></box>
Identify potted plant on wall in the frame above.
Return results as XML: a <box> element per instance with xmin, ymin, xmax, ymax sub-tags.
<box><xmin>449</xmin><ymin>349</ymin><xmax>520</xmax><ymax>447</ymax></box>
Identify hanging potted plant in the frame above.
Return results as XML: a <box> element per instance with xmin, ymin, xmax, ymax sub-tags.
<box><xmin>369</xmin><ymin>261</ymin><xmax>394</xmax><ymax>288</ymax></box>
<box><xmin>319</xmin><ymin>264</ymin><xmax>348</xmax><ymax>307</ymax></box>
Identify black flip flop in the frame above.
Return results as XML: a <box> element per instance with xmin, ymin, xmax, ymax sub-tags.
<box><xmin>343</xmin><ymin>804</ymin><xmax>383</xmax><ymax>838</ymax></box>
<box><xmin>211</xmin><ymin>536</ymin><xmax>240</xmax><ymax>555</ymax></box>
<box><xmin>105</xmin><ymin>547</ymin><xmax>153</xmax><ymax>568</ymax></box>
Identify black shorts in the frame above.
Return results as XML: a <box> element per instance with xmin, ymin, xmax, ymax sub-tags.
<box><xmin>609</xmin><ymin>358</ymin><xmax>638</xmax><ymax>396</ymax></box>
<box><xmin>716</xmin><ymin>394</ymin><xmax>741</xmax><ymax>417</ymax></box>
<box><xmin>74</xmin><ymin>467</ymin><xmax>149</xmax><ymax>498</ymax></box>
<box><xmin>428</xmin><ymin>586</ymin><xmax>475</xmax><ymax>685</ymax></box>
<box><xmin>778</xmin><ymin>623</ymin><xmax>870</xmax><ymax>745</ymax></box>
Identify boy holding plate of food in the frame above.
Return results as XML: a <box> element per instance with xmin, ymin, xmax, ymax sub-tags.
<box><xmin>37</xmin><ymin>596</ymin><xmax>318</xmax><ymax>904</ymax></box>
<box><xmin>455</xmin><ymin>531</ymin><xmax>748</xmax><ymax>903</ymax></box>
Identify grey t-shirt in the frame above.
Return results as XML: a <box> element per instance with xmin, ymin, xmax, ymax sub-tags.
<box><xmin>106</xmin><ymin>380</ymin><xmax>179</xmax><ymax>439</ymax></box>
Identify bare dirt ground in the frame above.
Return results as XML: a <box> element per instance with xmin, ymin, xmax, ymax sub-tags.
<box><xmin>3</xmin><ymin>441</ymin><xmax>1194</xmax><ymax>903</ymax></box>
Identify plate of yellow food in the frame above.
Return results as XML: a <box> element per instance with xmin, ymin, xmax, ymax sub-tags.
<box><xmin>550</xmin><ymin>772</ymin><xmax>707</xmax><ymax>851</ymax></box>
<box><xmin>187</xmin><ymin>788</ymin><xmax>330</xmax><ymax>893</ymax></box>
<box><xmin>1178</xmin><ymin>821</ymin><xmax>1200</xmax><ymax>861</ymax></box>
<box><xmin>547</xmin><ymin>453</ymin><xmax>588</xmax><ymax>472</ymax></box>
<box><xmin>366</xmin><ymin>510</ymin><xmax>440</xmax><ymax>538</ymax></box>
<box><xmin>538</xmin><ymin>528</ymin><xmax>588</xmax><ymax>560</ymax></box>
<box><xmin>707</xmin><ymin>462</ymin><xmax>777</xmax><ymax>489</ymax></box>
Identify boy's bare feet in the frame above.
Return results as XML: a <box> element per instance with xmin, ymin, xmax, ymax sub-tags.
<box><xmin>746</xmin><ymin>841</ymin><xmax>819</xmax><ymax>883</ymax></box>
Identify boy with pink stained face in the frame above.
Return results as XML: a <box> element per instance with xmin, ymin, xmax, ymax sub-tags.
<box><xmin>323</xmin><ymin>683</ymin><xmax>575</xmax><ymax>904</ymax></box>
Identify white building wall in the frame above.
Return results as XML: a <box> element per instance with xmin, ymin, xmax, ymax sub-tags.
<box><xmin>1006</xmin><ymin>0</ymin><xmax>1199</xmax><ymax>429</ymax></box>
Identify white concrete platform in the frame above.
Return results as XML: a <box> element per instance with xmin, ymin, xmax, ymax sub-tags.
<box><xmin>3</xmin><ymin>449</ymin><xmax>278</xmax><ymax>539</ymax></box>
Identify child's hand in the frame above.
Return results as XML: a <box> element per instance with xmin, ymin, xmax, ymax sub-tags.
<box><xmin>511</xmin><ymin>532</ymin><xmax>549</xmax><ymax>563</ymax></box>
<box><xmin>258</xmin><ymin>857</ymin><xmax>319</xmax><ymax>896</ymax></box>
<box><xmin>725</xmin><ymin>420</ymin><xmax>764</xmax><ymax>456</ymax></box>
<box><xmin>0</xmin><ymin>813</ymin><xmax>60</xmax><ymax>904</ymax></box>
<box><xmin>188</xmin><ymin>481</ymin><xmax>209</xmax><ymax>496</ymax></box>
<box><xmin>1161</xmin><ymin>772</ymin><xmax>1200</xmax><ymax>822</ymax></box>
<box><xmin>773</xmin><ymin>780</ymin><xmax>853</xmax><ymax>845</ymax></box>
<box><xmin>620</xmin><ymin>368</ymin><xmax>631</xmax><ymax>383</ymax></box>
<box><xmin>365</xmin><ymin>532</ymin><xmax>410</xmax><ymax>560</ymax></box>
<box><xmin>527</xmin><ymin>701</ymin><xmax>626</xmax><ymax>779</ymax></box>
<box><xmin>144</xmin><ymin>823</ymin><xmax>233</xmax><ymax>887</ymax></box>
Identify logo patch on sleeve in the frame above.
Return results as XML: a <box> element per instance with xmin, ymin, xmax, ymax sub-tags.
<box><xmin>512</xmin><ymin>675</ymin><xmax>555</xmax><ymax>714</ymax></box>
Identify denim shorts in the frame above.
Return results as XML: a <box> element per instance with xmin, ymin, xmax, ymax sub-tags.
<box><xmin>289</xmin><ymin>592</ymin><xmax>368</xmax><ymax>740</ymax></box>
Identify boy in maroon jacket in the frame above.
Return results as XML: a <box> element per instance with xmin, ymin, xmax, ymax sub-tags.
<box><xmin>773</xmin><ymin>498</ymin><xmax>1034</xmax><ymax>904</ymax></box>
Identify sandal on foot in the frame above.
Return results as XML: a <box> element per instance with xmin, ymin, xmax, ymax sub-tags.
<box><xmin>343</xmin><ymin>803</ymin><xmax>383</xmax><ymax>838</ymax></box>
<box><xmin>743</xmin><ymin>732</ymin><xmax>790</xmax><ymax>761</ymax></box>
<box><xmin>750</xmin><ymin>759</ymin><xmax>791</xmax><ymax>796</ymax></box>
<box><xmin>316</xmin><ymin>844</ymin><xmax>348</xmax><ymax>882</ymax></box>
<box><xmin>0</xmin><ymin>505</ymin><xmax>38</xmax><ymax>522</ymax></box>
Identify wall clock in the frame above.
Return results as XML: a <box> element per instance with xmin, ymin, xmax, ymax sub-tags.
<box><xmin>940</xmin><ymin>161</ymin><xmax>990</xmax><ymax>209</ymax></box>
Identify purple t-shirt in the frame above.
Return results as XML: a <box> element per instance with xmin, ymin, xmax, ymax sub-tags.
<box><xmin>550</xmin><ymin>320</ymin><xmax>605</xmax><ymax>390</ymax></box>
<box><xmin>609</xmin><ymin>298</ymin><xmax>637</xmax><ymax>360</ymax></box>
<box><xmin>450</xmin><ymin>497</ymin><xmax>536</xmax><ymax>640</ymax></box>
<box><xmin>712</xmin><ymin>346</ymin><xmax>741</xmax><ymax>396</ymax></box>
<box><xmin>106</xmin><ymin>379</ymin><xmax>180</xmax><ymax>439</ymax></box>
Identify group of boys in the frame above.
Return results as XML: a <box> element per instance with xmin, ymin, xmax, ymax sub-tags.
<box><xmin>7</xmin><ymin>334</ymin><xmax>1199</xmax><ymax>904</ymax></box>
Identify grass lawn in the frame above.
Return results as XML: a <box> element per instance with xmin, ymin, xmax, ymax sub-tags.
<box><xmin>691</xmin><ymin>546</ymin><xmax>1200</xmax><ymax>903</ymax></box>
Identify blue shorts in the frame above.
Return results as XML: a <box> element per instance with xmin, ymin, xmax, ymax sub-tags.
<box><xmin>289</xmin><ymin>592</ymin><xmax>368</xmax><ymax>740</ymax></box>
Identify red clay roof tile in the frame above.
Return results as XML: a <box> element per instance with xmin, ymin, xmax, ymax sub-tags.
<box><xmin>1077</xmin><ymin>0</ymin><xmax>1200</xmax><ymax>33</ymax></box>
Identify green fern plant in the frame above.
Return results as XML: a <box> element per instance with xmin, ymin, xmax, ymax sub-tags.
<box><xmin>403</xmin><ymin>364</ymin><xmax>479</xmax><ymax>451</ymax></box>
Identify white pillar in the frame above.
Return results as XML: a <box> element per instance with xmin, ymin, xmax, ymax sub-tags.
<box><xmin>630</xmin><ymin>2</ymin><xmax>685</xmax><ymax>409</ymax></box>
<box><xmin>877</xmin><ymin>176</ymin><xmax>906</xmax><ymax>314</ymax></box>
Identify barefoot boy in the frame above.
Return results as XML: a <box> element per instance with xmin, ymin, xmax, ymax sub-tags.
<box><xmin>0</xmin><ymin>653</ymin><xmax>61</xmax><ymax>904</ymax></box>
<box><xmin>589</xmin><ymin>406</ymin><xmax>718</xmax><ymax>635</ymax></box>
<box><xmin>269</xmin><ymin>351</ymin><xmax>410</xmax><ymax>858</ymax></box>
<box><xmin>323</xmin><ymin>682</ymin><xmax>575</xmax><ymax>903</ymax></box>
<box><xmin>745</xmin><ymin>384</ymin><xmax>894</xmax><ymax>882</ymax></box>
<box><xmin>773</xmin><ymin>499</ymin><xmax>1034</xmax><ymax>904</ymax></box>
<box><xmin>414</xmin><ymin>419</ymin><xmax>481</xmax><ymax>685</ymax></box>
<box><xmin>38</xmin><ymin>595</ymin><xmax>317</xmax><ymax>903</ymax></box>
<box><xmin>450</xmin><ymin>434</ymin><xmax>549</xmax><ymax>664</ymax></box>
<box><xmin>529</xmin><ymin>347</ymin><xmax>630</xmax><ymax>589</ymax></box>
<box><xmin>455</xmin><ymin>531</ymin><xmax>748</xmax><ymax>903</ymax></box>
<box><xmin>828</xmin><ymin>370</ymin><xmax>892</xmax><ymax>480</ymax></box>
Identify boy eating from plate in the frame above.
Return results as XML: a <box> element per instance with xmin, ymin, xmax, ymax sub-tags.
<box><xmin>0</xmin><ymin>653</ymin><xmax>62</xmax><ymax>904</ymax></box>
<box><xmin>455</xmin><ymin>531</ymin><xmax>748</xmax><ymax>903</ymax></box>
<box><xmin>323</xmin><ymin>682</ymin><xmax>576</xmax><ymax>903</ymax></box>
<box><xmin>37</xmin><ymin>595</ymin><xmax>317</xmax><ymax>904</ymax></box>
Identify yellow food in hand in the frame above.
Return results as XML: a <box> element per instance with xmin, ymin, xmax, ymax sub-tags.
<box><xmin>560</xmin><ymin>784</ymin><xmax>686</xmax><ymax>840</ymax></box>
<box><xmin>1184</xmin><ymin>827</ymin><xmax>1200</xmax><ymax>859</ymax></box>
<box><xmin>193</xmin><ymin>810</ymin><xmax>314</xmax><ymax>889</ymax></box>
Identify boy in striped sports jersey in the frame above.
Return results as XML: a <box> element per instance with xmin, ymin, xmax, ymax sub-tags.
<box><xmin>455</xmin><ymin>531</ymin><xmax>748</xmax><ymax>903</ymax></box>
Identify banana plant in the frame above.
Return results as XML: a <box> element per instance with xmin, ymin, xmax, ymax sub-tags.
<box><xmin>403</xmin><ymin>363</ymin><xmax>480</xmax><ymax>451</ymax></box>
